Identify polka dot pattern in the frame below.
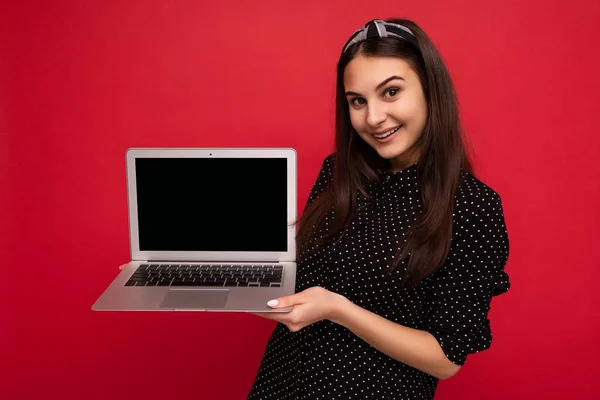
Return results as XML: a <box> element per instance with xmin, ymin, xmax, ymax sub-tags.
<box><xmin>247</xmin><ymin>154</ymin><xmax>510</xmax><ymax>399</ymax></box>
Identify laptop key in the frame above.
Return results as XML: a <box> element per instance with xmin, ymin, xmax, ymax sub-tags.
<box><xmin>261</xmin><ymin>276</ymin><xmax>281</xmax><ymax>283</ymax></box>
<box><xmin>200</xmin><ymin>282</ymin><xmax>223</xmax><ymax>286</ymax></box>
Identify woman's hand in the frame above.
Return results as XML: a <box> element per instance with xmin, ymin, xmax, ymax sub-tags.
<box><xmin>252</xmin><ymin>287</ymin><xmax>350</xmax><ymax>332</ymax></box>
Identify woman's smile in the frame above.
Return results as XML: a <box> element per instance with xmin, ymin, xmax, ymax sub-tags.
<box><xmin>373</xmin><ymin>124</ymin><xmax>403</xmax><ymax>142</ymax></box>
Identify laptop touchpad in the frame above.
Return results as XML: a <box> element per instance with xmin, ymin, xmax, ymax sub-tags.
<box><xmin>160</xmin><ymin>289</ymin><xmax>230</xmax><ymax>309</ymax></box>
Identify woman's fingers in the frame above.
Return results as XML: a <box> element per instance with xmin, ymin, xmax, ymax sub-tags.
<box><xmin>251</xmin><ymin>312</ymin><xmax>289</xmax><ymax>323</ymax></box>
<box><xmin>251</xmin><ymin>312</ymin><xmax>278</xmax><ymax>319</ymax></box>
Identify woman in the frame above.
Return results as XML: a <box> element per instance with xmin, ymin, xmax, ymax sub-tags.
<box><xmin>248</xmin><ymin>18</ymin><xmax>510</xmax><ymax>400</ymax></box>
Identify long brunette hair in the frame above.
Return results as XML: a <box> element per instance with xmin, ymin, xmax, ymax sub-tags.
<box><xmin>296</xmin><ymin>18</ymin><xmax>473</xmax><ymax>287</ymax></box>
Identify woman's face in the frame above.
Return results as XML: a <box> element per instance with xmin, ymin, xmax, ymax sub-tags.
<box><xmin>343</xmin><ymin>55</ymin><xmax>427</xmax><ymax>171</ymax></box>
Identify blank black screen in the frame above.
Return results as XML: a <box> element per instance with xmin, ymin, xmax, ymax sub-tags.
<box><xmin>135</xmin><ymin>158</ymin><xmax>288</xmax><ymax>251</ymax></box>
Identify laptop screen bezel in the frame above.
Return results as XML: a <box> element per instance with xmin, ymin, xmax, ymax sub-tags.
<box><xmin>126</xmin><ymin>148</ymin><xmax>297</xmax><ymax>262</ymax></box>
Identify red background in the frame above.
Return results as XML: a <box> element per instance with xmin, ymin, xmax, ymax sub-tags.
<box><xmin>2</xmin><ymin>1</ymin><xmax>599</xmax><ymax>399</ymax></box>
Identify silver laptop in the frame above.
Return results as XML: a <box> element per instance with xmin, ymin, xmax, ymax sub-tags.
<box><xmin>92</xmin><ymin>148</ymin><xmax>297</xmax><ymax>312</ymax></box>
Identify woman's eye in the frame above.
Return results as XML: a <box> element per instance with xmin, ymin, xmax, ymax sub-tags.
<box><xmin>385</xmin><ymin>88</ymin><xmax>401</xmax><ymax>98</ymax></box>
<box><xmin>350</xmin><ymin>88</ymin><xmax>400</xmax><ymax>106</ymax></box>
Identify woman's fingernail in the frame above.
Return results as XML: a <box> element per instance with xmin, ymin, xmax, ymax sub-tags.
<box><xmin>267</xmin><ymin>300</ymin><xmax>279</xmax><ymax>307</ymax></box>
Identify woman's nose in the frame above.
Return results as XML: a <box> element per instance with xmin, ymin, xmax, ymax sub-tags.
<box><xmin>366</xmin><ymin>103</ymin><xmax>387</xmax><ymax>127</ymax></box>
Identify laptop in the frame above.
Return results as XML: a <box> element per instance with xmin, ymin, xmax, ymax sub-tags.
<box><xmin>92</xmin><ymin>148</ymin><xmax>297</xmax><ymax>312</ymax></box>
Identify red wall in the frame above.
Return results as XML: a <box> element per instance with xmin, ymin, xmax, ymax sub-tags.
<box><xmin>2</xmin><ymin>1</ymin><xmax>599</xmax><ymax>399</ymax></box>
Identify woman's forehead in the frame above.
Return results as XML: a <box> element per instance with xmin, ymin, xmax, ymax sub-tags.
<box><xmin>344</xmin><ymin>55</ymin><xmax>414</xmax><ymax>87</ymax></box>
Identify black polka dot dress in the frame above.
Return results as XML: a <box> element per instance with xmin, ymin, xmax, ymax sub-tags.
<box><xmin>247</xmin><ymin>153</ymin><xmax>510</xmax><ymax>400</ymax></box>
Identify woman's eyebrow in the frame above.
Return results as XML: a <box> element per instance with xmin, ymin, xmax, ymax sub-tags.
<box><xmin>345</xmin><ymin>75</ymin><xmax>405</xmax><ymax>96</ymax></box>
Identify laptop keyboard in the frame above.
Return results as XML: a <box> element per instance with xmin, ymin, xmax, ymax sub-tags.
<box><xmin>125</xmin><ymin>264</ymin><xmax>283</xmax><ymax>288</ymax></box>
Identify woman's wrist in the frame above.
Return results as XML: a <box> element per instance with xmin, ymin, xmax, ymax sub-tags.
<box><xmin>328</xmin><ymin>293</ymin><xmax>354</xmax><ymax>325</ymax></box>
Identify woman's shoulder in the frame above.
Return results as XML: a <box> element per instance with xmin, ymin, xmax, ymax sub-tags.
<box><xmin>323</xmin><ymin>152</ymin><xmax>336</xmax><ymax>167</ymax></box>
<box><xmin>453</xmin><ymin>170</ymin><xmax>504</xmax><ymax>225</ymax></box>
<box><xmin>311</xmin><ymin>152</ymin><xmax>336</xmax><ymax>184</ymax></box>
<box><xmin>315</xmin><ymin>152</ymin><xmax>336</xmax><ymax>180</ymax></box>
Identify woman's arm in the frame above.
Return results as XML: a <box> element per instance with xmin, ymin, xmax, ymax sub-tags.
<box><xmin>256</xmin><ymin>287</ymin><xmax>461</xmax><ymax>380</ymax></box>
<box><xmin>330</xmin><ymin>297</ymin><xmax>461</xmax><ymax>380</ymax></box>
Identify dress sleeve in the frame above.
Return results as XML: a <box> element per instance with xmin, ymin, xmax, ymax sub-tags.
<box><xmin>303</xmin><ymin>153</ymin><xmax>335</xmax><ymax>211</ymax></box>
<box><xmin>423</xmin><ymin>191</ymin><xmax>511</xmax><ymax>366</ymax></box>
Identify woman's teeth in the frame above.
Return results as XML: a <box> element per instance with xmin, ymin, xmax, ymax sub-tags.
<box><xmin>374</xmin><ymin>125</ymin><xmax>402</xmax><ymax>139</ymax></box>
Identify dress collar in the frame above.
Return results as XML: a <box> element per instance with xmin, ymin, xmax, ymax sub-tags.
<box><xmin>375</xmin><ymin>162</ymin><xmax>419</xmax><ymax>195</ymax></box>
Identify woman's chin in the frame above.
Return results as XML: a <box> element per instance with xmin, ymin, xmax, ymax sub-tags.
<box><xmin>375</xmin><ymin>145</ymin><xmax>407</xmax><ymax>160</ymax></box>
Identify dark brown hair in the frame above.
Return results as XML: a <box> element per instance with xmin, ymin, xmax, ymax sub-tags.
<box><xmin>295</xmin><ymin>18</ymin><xmax>473</xmax><ymax>288</ymax></box>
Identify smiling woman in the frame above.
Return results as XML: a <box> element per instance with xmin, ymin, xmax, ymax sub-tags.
<box><xmin>344</xmin><ymin>59</ymin><xmax>427</xmax><ymax>169</ymax></box>
<box><xmin>248</xmin><ymin>18</ymin><xmax>511</xmax><ymax>400</ymax></box>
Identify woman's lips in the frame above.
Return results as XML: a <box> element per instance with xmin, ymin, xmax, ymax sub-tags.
<box><xmin>373</xmin><ymin>125</ymin><xmax>402</xmax><ymax>143</ymax></box>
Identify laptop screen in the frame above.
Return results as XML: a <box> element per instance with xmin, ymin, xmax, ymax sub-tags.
<box><xmin>135</xmin><ymin>157</ymin><xmax>288</xmax><ymax>252</ymax></box>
